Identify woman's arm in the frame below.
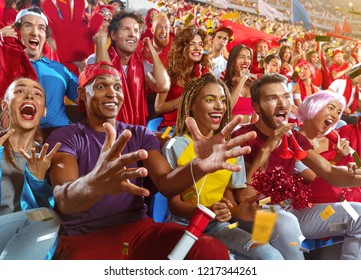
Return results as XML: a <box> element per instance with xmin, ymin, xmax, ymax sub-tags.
<box><xmin>154</xmin><ymin>92</ymin><xmax>181</xmax><ymax>115</ymax></box>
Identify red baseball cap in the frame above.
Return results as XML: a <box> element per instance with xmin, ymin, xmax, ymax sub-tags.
<box><xmin>213</xmin><ymin>25</ymin><xmax>234</xmax><ymax>38</ymax></box>
<box><xmin>332</xmin><ymin>49</ymin><xmax>343</xmax><ymax>57</ymax></box>
<box><xmin>78</xmin><ymin>61</ymin><xmax>120</xmax><ymax>87</ymax></box>
<box><xmin>78</xmin><ymin>61</ymin><xmax>121</xmax><ymax>112</ymax></box>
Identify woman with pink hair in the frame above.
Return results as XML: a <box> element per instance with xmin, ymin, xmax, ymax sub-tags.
<box><xmin>295</xmin><ymin>91</ymin><xmax>361</xmax><ymax>203</ymax></box>
<box><xmin>292</xmin><ymin>59</ymin><xmax>319</xmax><ymax>107</ymax></box>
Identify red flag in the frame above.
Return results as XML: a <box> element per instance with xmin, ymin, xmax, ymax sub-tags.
<box><xmin>333</xmin><ymin>23</ymin><xmax>342</xmax><ymax>35</ymax></box>
<box><xmin>221</xmin><ymin>20</ymin><xmax>280</xmax><ymax>52</ymax></box>
<box><xmin>342</xmin><ymin>19</ymin><xmax>352</xmax><ymax>34</ymax></box>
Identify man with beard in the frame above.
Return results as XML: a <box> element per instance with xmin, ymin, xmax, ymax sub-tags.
<box><xmin>329</xmin><ymin>49</ymin><xmax>353</xmax><ymax>82</ymax></box>
<box><xmin>45</xmin><ymin>61</ymin><xmax>251</xmax><ymax>259</ymax></box>
<box><xmin>211</xmin><ymin>25</ymin><xmax>233</xmax><ymax>79</ymax></box>
<box><xmin>94</xmin><ymin>11</ymin><xmax>170</xmax><ymax>126</ymax></box>
<box><xmin>139</xmin><ymin>12</ymin><xmax>173</xmax><ymax>121</ymax></box>
<box><xmin>231</xmin><ymin>73</ymin><xmax>361</xmax><ymax>260</ymax></box>
<box><xmin>145</xmin><ymin>12</ymin><xmax>173</xmax><ymax>68</ymax></box>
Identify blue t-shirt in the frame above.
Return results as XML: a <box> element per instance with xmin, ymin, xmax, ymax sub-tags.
<box><xmin>31</xmin><ymin>56</ymin><xmax>78</xmax><ymax>128</ymax></box>
<box><xmin>47</xmin><ymin>120</ymin><xmax>160</xmax><ymax>235</ymax></box>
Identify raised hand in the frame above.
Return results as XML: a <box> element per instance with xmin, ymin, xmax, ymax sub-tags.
<box><xmin>264</xmin><ymin>122</ymin><xmax>295</xmax><ymax>153</ymax></box>
<box><xmin>86</xmin><ymin>122</ymin><xmax>150</xmax><ymax>197</ymax></box>
<box><xmin>19</xmin><ymin>142</ymin><xmax>61</xmax><ymax>180</ymax></box>
<box><xmin>186</xmin><ymin>115</ymin><xmax>256</xmax><ymax>173</ymax></box>
<box><xmin>0</xmin><ymin>26</ymin><xmax>18</xmax><ymax>40</ymax></box>
<box><xmin>335</xmin><ymin>138</ymin><xmax>351</xmax><ymax>158</ymax></box>
<box><xmin>42</xmin><ymin>0</ymin><xmax>103</xmax><ymax>63</ymax></box>
<box><xmin>0</xmin><ymin>129</ymin><xmax>14</xmax><ymax>146</ymax></box>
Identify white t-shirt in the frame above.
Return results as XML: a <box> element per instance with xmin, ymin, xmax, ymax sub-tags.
<box><xmin>212</xmin><ymin>55</ymin><xmax>228</xmax><ymax>79</ymax></box>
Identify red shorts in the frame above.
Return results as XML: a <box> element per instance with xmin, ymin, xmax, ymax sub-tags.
<box><xmin>54</xmin><ymin>217</ymin><xmax>229</xmax><ymax>260</ymax></box>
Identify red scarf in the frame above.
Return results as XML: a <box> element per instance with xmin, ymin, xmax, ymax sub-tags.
<box><xmin>298</xmin><ymin>80</ymin><xmax>316</xmax><ymax>101</ymax></box>
<box><xmin>0</xmin><ymin>34</ymin><xmax>38</xmax><ymax>99</ymax></box>
<box><xmin>343</xmin><ymin>78</ymin><xmax>359</xmax><ymax>114</ymax></box>
<box><xmin>108</xmin><ymin>45</ymin><xmax>148</xmax><ymax>126</ymax></box>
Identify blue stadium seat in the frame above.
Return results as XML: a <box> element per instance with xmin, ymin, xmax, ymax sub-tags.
<box><xmin>149</xmin><ymin>192</ymin><xmax>169</xmax><ymax>223</ymax></box>
<box><xmin>146</xmin><ymin>117</ymin><xmax>163</xmax><ymax>132</ymax></box>
<box><xmin>302</xmin><ymin>236</ymin><xmax>344</xmax><ymax>251</ymax></box>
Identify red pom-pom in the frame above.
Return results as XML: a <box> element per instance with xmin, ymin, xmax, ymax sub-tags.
<box><xmin>249</xmin><ymin>166</ymin><xmax>313</xmax><ymax>210</ymax></box>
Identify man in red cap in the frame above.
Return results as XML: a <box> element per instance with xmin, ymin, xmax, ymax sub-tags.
<box><xmin>211</xmin><ymin>25</ymin><xmax>233</xmax><ymax>79</ymax></box>
<box><xmin>46</xmin><ymin>60</ymin><xmax>254</xmax><ymax>259</ymax></box>
<box><xmin>329</xmin><ymin>49</ymin><xmax>353</xmax><ymax>81</ymax></box>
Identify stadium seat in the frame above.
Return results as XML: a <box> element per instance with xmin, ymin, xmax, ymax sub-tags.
<box><xmin>146</xmin><ymin>117</ymin><xmax>163</xmax><ymax>132</ymax></box>
<box><xmin>149</xmin><ymin>192</ymin><xmax>169</xmax><ymax>223</ymax></box>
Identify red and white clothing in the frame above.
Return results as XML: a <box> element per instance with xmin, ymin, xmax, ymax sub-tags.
<box><xmin>329</xmin><ymin>79</ymin><xmax>360</xmax><ymax>114</ymax></box>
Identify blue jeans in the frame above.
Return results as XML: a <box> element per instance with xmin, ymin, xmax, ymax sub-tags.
<box><xmin>235</xmin><ymin>205</ymin><xmax>306</xmax><ymax>260</ymax></box>
<box><xmin>0</xmin><ymin>208</ymin><xmax>60</xmax><ymax>260</ymax></box>
<box><xmin>290</xmin><ymin>202</ymin><xmax>361</xmax><ymax>260</ymax></box>
<box><xmin>168</xmin><ymin>215</ymin><xmax>284</xmax><ymax>260</ymax></box>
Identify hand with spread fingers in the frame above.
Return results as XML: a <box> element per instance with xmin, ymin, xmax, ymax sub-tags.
<box><xmin>19</xmin><ymin>142</ymin><xmax>61</xmax><ymax>180</ymax></box>
<box><xmin>86</xmin><ymin>122</ymin><xmax>150</xmax><ymax>198</ymax></box>
<box><xmin>42</xmin><ymin>0</ymin><xmax>103</xmax><ymax>62</ymax></box>
<box><xmin>186</xmin><ymin>115</ymin><xmax>257</xmax><ymax>173</ymax></box>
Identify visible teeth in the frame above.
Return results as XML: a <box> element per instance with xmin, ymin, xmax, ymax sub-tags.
<box><xmin>20</xmin><ymin>104</ymin><xmax>35</xmax><ymax>115</ymax></box>
<box><xmin>20</xmin><ymin>104</ymin><xmax>35</xmax><ymax>111</ymax></box>
<box><xmin>127</xmin><ymin>40</ymin><xmax>135</xmax><ymax>44</ymax></box>
<box><xmin>325</xmin><ymin>119</ymin><xmax>333</xmax><ymax>125</ymax></box>
<box><xmin>210</xmin><ymin>113</ymin><xmax>222</xmax><ymax>118</ymax></box>
<box><xmin>104</xmin><ymin>102</ymin><xmax>117</xmax><ymax>107</ymax></box>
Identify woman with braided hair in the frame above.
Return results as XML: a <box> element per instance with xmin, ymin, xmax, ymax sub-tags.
<box><xmin>162</xmin><ymin>73</ymin><xmax>284</xmax><ymax>260</ymax></box>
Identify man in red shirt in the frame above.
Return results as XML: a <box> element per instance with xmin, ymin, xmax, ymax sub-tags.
<box><xmin>329</xmin><ymin>49</ymin><xmax>353</xmax><ymax>81</ymax></box>
<box><xmin>95</xmin><ymin>11</ymin><xmax>170</xmax><ymax>126</ymax></box>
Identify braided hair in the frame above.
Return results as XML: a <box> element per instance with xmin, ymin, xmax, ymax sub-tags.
<box><xmin>173</xmin><ymin>73</ymin><xmax>232</xmax><ymax>138</ymax></box>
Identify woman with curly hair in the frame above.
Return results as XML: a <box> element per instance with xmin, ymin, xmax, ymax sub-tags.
<box><xmin>155</xmin><ymin>25</ymin><xmax>213</xmax><ymax>132</ymax></box>
<box><xmin>223</xmin><ymin>44</ymin><xmax>255</xmax><ymax>124</ymax></box>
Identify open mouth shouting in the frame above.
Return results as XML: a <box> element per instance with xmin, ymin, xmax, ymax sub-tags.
<box><xmin>322</xmin><ymin>118</ymin><xmax>335</xmax><ymax>131</ymax></box>
<box><xmin>241</xmin><ymin>64</ymin><xmax>249</xmax><ymax>70</ymax></box>
<box><xmin>274</xmin><ymin>110</ymin><xmax>288</xmax><ymax>124</ymax></box>
<box><xmin>209</xmin><ymin>112</ymin><xmax>223</xmax><ymax>124</ymax></box>
<box><xmin>28</xmin><ymin>38</ymin><xmax>40</xmax><ymax>50</ymax></box>
<box><xmin>19</xmin><ymin>102</ymin><xmax>37</xmax><ymax>120</ymax></box>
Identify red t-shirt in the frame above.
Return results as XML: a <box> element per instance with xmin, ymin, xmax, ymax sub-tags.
<box><xmin>158</xmin><ymin>84</ymin><xmax>183</xmax><ymax>130</ymax></box>
<box><xmin>232</xmin><ymin>124</ymin><xmax>313</xmax><ymax>174</ymax></box>
<box><xmin>329</xmin><ymin>62</ymin><xmax>349</xmax><ymax>81</ymax></box>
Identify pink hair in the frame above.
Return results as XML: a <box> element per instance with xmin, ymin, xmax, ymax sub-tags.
<box><xmin>297</xmin><ymin>90</ymin><xmax>346</xmax><ymax>123</ymax></box>
<box><xmin>295</xmin><ymin>59</ymin><xmax>316</xmax><ymax>80</ymax></box>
